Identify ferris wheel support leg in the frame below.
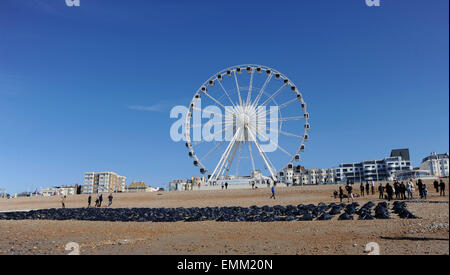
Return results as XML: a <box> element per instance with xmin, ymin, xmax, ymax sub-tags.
<box><xmin>208</xmin><ymin>128</ymin><xmax>241</xmax><ymax>183</ymax></box>
<box><xmin>247</xmin><ymin>129</ymin><xmax>278</xmax><ymax>182</ymax></box>
<box><xmin>222</xmin><ymin>141</ymin><xmax>239</xmax><ymax>178</ymax></box>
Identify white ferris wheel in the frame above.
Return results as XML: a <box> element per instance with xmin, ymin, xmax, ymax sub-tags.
<box><xmin>185</xmin><ymin>64</ymin><xmax>310</xmax><ymax>184</ymax></box>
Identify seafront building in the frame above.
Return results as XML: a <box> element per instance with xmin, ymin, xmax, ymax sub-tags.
<box><xmin>279</xmin><ymin>166</ymin><xmax>335</xmax><ymax>185</ymax></box>
<box><xmin>334</xmin><ymin>149</ymin><xmax>413</xmax><ymax>183</ymax></box>
<box><xmin>41</xmin><ymin>185</ymin><xmax>76</xmax><ymax>196</ymax></box>
<box><xmin>419</xmin><ymin>152</ymin><xmax>449</xmax><ymax>177</ymax></box>
<box><xmin>82</xmin><ymin>171</ymin><xmax>126</xmax><ymax>194</ymax></box>
<box><xmin>126</xmin><ymin>181</ymin><xmax>162</xmax><ymax>192</ymax></box>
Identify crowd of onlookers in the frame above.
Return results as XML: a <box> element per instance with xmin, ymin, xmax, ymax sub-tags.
<box><xmin>334</xmin><ymin>179</ymin><xmax>447</xmax><ymax>203</ymax></box>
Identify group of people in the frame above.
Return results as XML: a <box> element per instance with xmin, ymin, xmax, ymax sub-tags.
<box><xmin>334</xmin><ymin>179</ymin><xmax>447</xmax><ymax>203</ymax></box>
<box><xmin>87</xmin><ymin>193</ymin><xmax>114</xmax><ymax>208</ymax></box>
<box><xmin>61</xmin><ymin>193</ymin><xmax>115</xmax><ymax>208</ymax></box>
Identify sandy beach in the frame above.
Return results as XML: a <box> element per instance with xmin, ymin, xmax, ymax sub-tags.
<box><xmin>0</xmin><ymin>180</ymin><xmax>448</xmax><ymax>255</ymax></box>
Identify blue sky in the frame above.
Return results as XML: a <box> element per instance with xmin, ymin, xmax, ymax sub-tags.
<box><xmin>0</xmin><ymin>0</ymin><xmax>448</xmax><ymax>194</ymax></box>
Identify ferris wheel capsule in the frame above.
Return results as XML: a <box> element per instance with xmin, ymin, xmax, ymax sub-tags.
<box><xmin>275</xmin><ymin>73</ymin><xmax>281</xmax><ymax>80</ymax></box>
<box><xmin>227</xmin><ymin>70</ymin><xmax>232</xmax><ymax>77</ymax></box>
<box><xmin>300</xmin><ymin>144</ymin><xmax>305</xmax><ymax>152</ymax></box>
<box><xmin>304</xmin><ymin>112</ymin><xmax>309</xmax><ymax>120</ymax></box>
<box><xmin>291</xmin><ymin>86</ymin><xmax>296</xmax><ymax>92</ymax></box>
<box><xmin>208</xmin><ymin>80</ymin><xmax>214</xmax><ymax>87</ymax></box>
<box><xmin>193</xmin><ymin>160</ymin><xmax>200</xmax><ymax>166</ymax></box>
<box><xmin>304</xmin><ymin>123</ymin><xmax>310</xmax><ymax>130</ymax></box>
<box><xmin>301</xmin><ymin>102</ymin><xmax>306</xmax><ymax>110</ymax></box>
<box><xmin>288</xmin><ymin>163</ymin><xmax>293</xmax><ymax>169</ymax></box>
<box><xmin>200</xmin><ymin>168</ymin><xmax>206</xmax><ymax>174</ymax></box>
<box><xmin>304</xmin><ymin>134</ymin><xmax>309</xmax><ymax>141</ymax></box>
<box><xmin>236</xmin><ymin>67</ymin><xmax>242</xmax><ymax>74</ymax></box>
<box><xmin>201</xmin><ymin>86</ymin><xmax>207</xmax><ymax>93</ymax></box>
<box><xmin>295</xmin><ymin>155</ymin><xmax>300</xmax><ymax>162</ymax></box>
<box><xmin>284</xmin><ymin>79</ymin><xmax>289</xmax><ymax>86</ymax></box>
<box><xmin>256</xmin><ymin>67</ymin><xmax>262</xmax><ymax>74</ymax></box>
<box><xmin>246</xmin><ymin>66</ymin><xmax>251</xmax><ymax>73</ymax></box>
<box><xmin>217</xmin><ymin>74</ymin><xmax>223</xmax><ymax>81</ymax></box>
<box><xmin>266</xmin><ymin>69</ymin><xmax>271</xmax><ymax>75</ymax></box>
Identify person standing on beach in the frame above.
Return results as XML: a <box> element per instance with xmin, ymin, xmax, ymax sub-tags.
<box><xmin>98</xmin><ymin>194</ymin><xmax>103</xmax><ymax>207</ymax></box>
<box><xmin>385</xmin><ymin>183</ymin><xmax>393</xmax><ymax>201</ymax></box>
<box><xmin>433</xmin><ymin>180</ymin><xmax>439</xmax><ymax>193</ymax></box>
<box><xmin>360</xmin><ymin>183</ymin><xmax>365</xmax><ymax>197</ymax></box>
<box><xmin>270</xmin><ymin>186</ymin><xmax>276</xmax><ymax>200</ymax></box>
<box><xmin>339</xmin><ymin>186</ymin><xmax>344</xmax><ymax>202</ymax></box>
<box><xmin>345</xmin><ymin>183</ymin><xmax>353</xmax><ymax>203</ymax></box>
<box><xmin>108</xmin><ymin>193</ymin><xmax>113</xmax><ymax>207</ymax></box>
<box><xmin>225</xmin><ymin>182</ymin><xmax>228</xmax><ymax>190</ymax></box>
<box><xmin>417</xmin><ymin>179</ymin><xmax>424</xmax><ymax>199</ymax></box>
<box><xmin>423</xmin><ymin>184</ymin><xmax>428</xmax><ymax>199</ymax></box>
<box><xmin>406</xmin><ymin>181</ymin><xmax>413</xmax><ymax>200</ymax></box>
<box><xmin>221</xmin><ymin>182</ymin><xmax>224</xmax><ymax>190</ymax></box>
<box><xmin>87</xmin><ymin>195</ymin><xmax>92</xmax><ymax>208</ymax></box>
<box><xmin>378</xmin><ymin>184</ymin><xmax>384</xmax><ymax>199</ymax></box>
<box><xmin>439</xmin><ymin>180</ymin><xmax>446</xmax><ymax>196</ymax></box>
<box><xmin>365</xmin><ymin>182</ymin><xmax>370</xmax><ymax>196</ymax></box>
<box><xmin>61</xmin><ymin>195</ymin><xmax>66</xmax><ymax>209</ymax></box>
<box><xmin>371</xmin><ymin>180</ymin><xmax>375</xmax><ymax>195</ymax></box>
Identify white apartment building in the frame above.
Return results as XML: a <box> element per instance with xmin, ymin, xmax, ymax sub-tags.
<box><xmin>280</xmin><ymin>166</ymin><xmax>335</xmax><ymax>185</ymax></box>
<box><xmin>419</xmin><ymin>152</ymin><xmax>449</xmax><ymax>177</ymax></box>
<box><xmin>334</xmin><ymin>156</ymin><xmax>412</xmax><ymax>183</ymax></box>
<box><xmin>82</xmin><ymin>171</ymin><xmax>126</xmax><ymax>194</ymax></box>
<box><xmin>41</xmin><ymin>186</ymin><xmax>76</xmax><ymax>196</ymax></box>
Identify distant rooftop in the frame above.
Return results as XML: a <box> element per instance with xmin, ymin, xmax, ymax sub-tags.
<box><xmin>390</xmin><ymin>148</ymin><xmax>410</xmax><ymax>161</ymax></box>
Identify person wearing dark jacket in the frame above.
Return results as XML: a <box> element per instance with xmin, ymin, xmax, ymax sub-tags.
<box><xmin>365</xmin><ymin>182</ymin><xmax>370</xmax><ymax>196</ymax></box>
<box><xmin>87</xmin><ymin>195</ymin><xmax>92</xmax><ymax>208</ymax></box>
<box><xmin>385</xmin><ymin>183</ymin><xmax>393</xmax><ymax>201</ymax></box>
<box><xmin>433</xmin><ymin>180</ymin><xmax>440</xmax><ymax>193</ymax></box>
<box><xmin>439</xmin><ymin>180</ymin><xmax>446</xmax><ymax>196</ymax></box>
<box><xmin>108</xmin><ymin>193</ymin><xmax>113</xmax><ymax>207</ymax></box>
<box><xmin>360</xmin><ymin>183</ymin><xmax>365</xmax><ymax>197</ymax></box>
<box><xmin>339</xmin><ymin>186</ymin><xmax>344</xmax><ymax>202</ymax></box>
<box><xmin>98</xmin><ymin>194</ymin><xmax>103</xmax><ymax>207</ymax></box>
<box><xmin>399</xmin><ymin>182</ymin><xmax>407</xmax><ymax>200</ymax></box>
<box><xmin>417</xmin><ymin>179</ymin><xmax>424</xmax><ymax>199</ymax></box>
<box><xmin>378</xmin><ymin>184</ymin><xmax>385</xmax><ymax>199</ymax></box>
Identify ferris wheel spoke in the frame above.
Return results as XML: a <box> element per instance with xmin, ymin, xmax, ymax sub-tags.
<box><xmin>234</xmin><ymin>70</ymin><xmax>243</xmax><ymax>106</ymax></box>
<box><xmin>252</xmin><ymin>72</ymin><xmax>273</xmax><ymax>108</ymax></box>
<box><xmin>192</xmin><ymin>107</ymin><xmax>225</xmax><ymax>118</ymax></box>
<box><xmin>203</xmin><ymin>92</ymin><xmax>233</xmax><ymax>113</ymax></box>
<box><xmin>249</xmin><ymin>124</ymin><xmax>293</xmax><ymax>158</ymax></box>
<box><xmin>278</xmin><ymin>129</ymin><xmax>303</xmax><ymax>139</ymax></box>
<box><xmin>200</xmin><ymin>140</ymin><xmax>227</xmax><ymax>162</ymax></box>
<box><xmin>192</xmin><ymin>124</ymin><xmax>234</xmax><ymax>146</ymax></box>
<box><xmin>261</xmin><ymin>84</ymin><xmax>286</xmax><ymax>107</ymax></box>
<box><xmin>247</xmin><ymin>129</ymin><xmax>277</xmax><ymax>180</ymax></box>
<box><xmin>278</xmin><ymin>98</ymin><xmax>299</xmax><ymax>110</ymax></box>
<box><xmin>246</xmin><ymin>67</ymin><xmax>255</xmax><ymax>105</ymax></box>
<box><xmin>267</xmin><ymin>116</ymin><xmax>305</xmax><ymax>123</ymax></box>
<box><xmin>217</xmin><ymin>80</ymin><xmax>237</xmax><ymax>109</ymax></box>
